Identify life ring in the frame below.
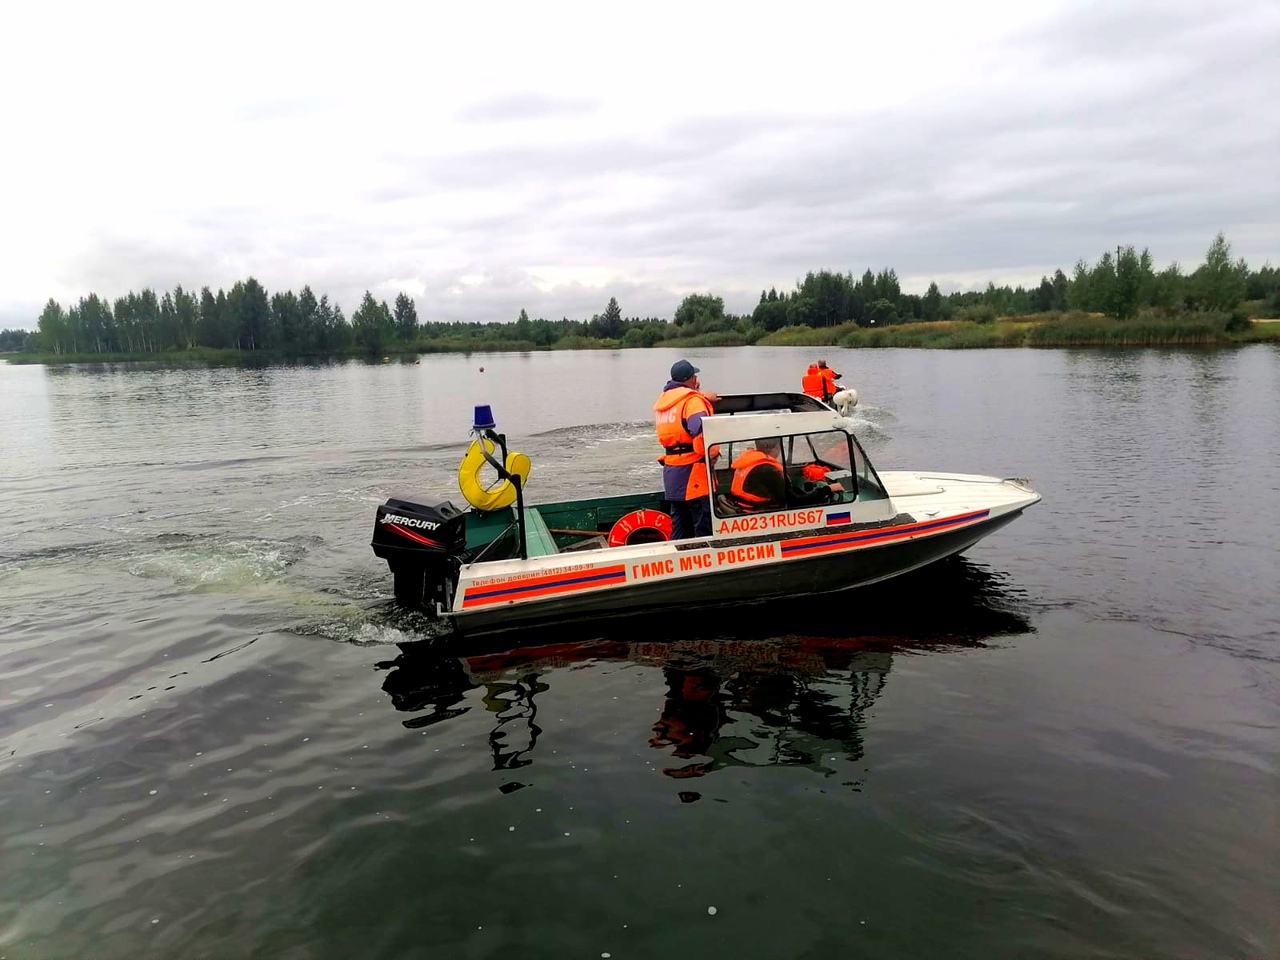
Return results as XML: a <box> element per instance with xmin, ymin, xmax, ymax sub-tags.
<box><xmin>458</xmin><ymin>437</ymin><xmax>532</xmax><ymax>512</ymax></box>
<box><xmin>607</xmin><ymin>508</ymin><xmax>672</xmax><ymax>547</ymax></box>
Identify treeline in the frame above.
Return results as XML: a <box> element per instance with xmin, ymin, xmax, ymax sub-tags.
<box><xmin>9</xmin><ymin>233</ymin><xmax>1277</xmax><ymax>360</ymax></box>
<box><xmin>742</xmin><ymin>234</ymin><xmax>1277</xmax><ymax>334</ymax></box>
<box><xmin>28</xmin><ymin>281</ymin><xmax>421</xmax><ymax>357</ymax></box>
<box><xmin>418</xmin><ymin>301</ymin><xmax>671</xmax><ymax>350</ymax></box>
<box><xmin>22</xmin><ymin>278</ymin><xmax>674</xmax><ymax>358</ymax></box>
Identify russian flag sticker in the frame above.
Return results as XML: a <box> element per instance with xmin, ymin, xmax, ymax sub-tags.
<box><xmin>826</xmin><ymin>510</ymin><xmax>851</xmax><ymax>525</ymax></box>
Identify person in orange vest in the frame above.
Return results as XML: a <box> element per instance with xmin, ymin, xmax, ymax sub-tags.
<box><xmin>654</xmin><ymin>359</ymin><xmax>719</xmax><ymax>539</ymax></box>
<box><xmin>730</xmin><ymin>437</ymin><xmax>786</xmax><ymax>511</ymax></box>
<box><xmin>802</xmin><ymin>360</ymin><xmax>843</xmax><ymax>402</ymax></box>
<box><xmin>801</xmin><ymin>362</ymin><xmax>824</xmax><ymax>400</ymax></box>
<box><xmin>817</xmin><ymin>359</ymin><xmax>842</xmax><ymax>400</ymax></box>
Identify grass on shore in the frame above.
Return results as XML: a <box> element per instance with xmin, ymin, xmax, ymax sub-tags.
<box><xmin>759</xmin><ymin>311</ymin><xmax>1280</xmax><ymax>349</ymax></box>
<box><xmin>8</xmin><ymin>313</ymin><xmax>1279</xmax><ymax>365</ymax></box>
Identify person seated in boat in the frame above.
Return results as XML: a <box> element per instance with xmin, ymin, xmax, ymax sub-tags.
<box><xmin>802</xmin><ymin>360</ymin><xmax>844</xmax><ymax>403</ymax></box>
<box><xmin>729</xmin><ymin>437</ymin><xmax>786</xmax><ymax>512</ymax></box>
<box><xmin>818</xmin><ymin>360</ymin><xmax>842</xmax><ymax>400</ymax></box>
<box><xmin>801</xmin><ymin>363</ymin><xmax>824</xmax><ymax>400</ymax></box>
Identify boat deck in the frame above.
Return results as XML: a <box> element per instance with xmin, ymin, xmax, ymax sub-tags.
<box><xmin>523</xmin><ymin>508</ymin><xmax>561</xmax><ymax>558</ymax></box>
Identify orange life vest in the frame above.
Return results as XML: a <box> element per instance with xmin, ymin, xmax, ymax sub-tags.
<box><xmin>802</xmin><ymin>463</ymin><xmax>829</xmax><ymax>482</ymax></box>
<box><xmin>730</xmin><ymin>449</ymin><xmax>784</xmax><ymax>505</ymax></box>
<box><xmin>654</xmin><ymin>387</ymin><xmax>713</xmax><ymax>466</ymax></box>
<box><xmin>820</xmin><ymin>368</ymin><xmax>840</xmax><ymax>397</ymax></box>
<box><xmin>801</xmin><ymin>366</ymin><xmax>825</xmax><ymax>399</ymax></box>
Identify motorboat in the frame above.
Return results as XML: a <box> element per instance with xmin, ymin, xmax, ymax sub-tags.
<box><xmin>370</xmin><ymin>389</ymin><xmax>1040</xmax><ymax>637</ymax></box>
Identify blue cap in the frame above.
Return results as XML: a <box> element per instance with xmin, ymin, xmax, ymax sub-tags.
<box><xmin>473</xmin><ymin>404</ymin><xmax>496</xmax><ymax>430</ymax></box>
<box><xmin>670</xmin><ymin>359</ymin><xmax>700</xmax><ymax>381</ymax></box>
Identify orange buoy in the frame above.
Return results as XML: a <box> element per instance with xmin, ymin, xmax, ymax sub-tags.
<box><xmin>607</xmin><ymin>508</ymin><xmax>673</xmax><ymax>547</ymax></box>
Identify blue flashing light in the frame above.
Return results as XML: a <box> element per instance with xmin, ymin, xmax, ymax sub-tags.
<box><xmin>472</xmin><ymin>404</ymin><xmax>496</xmax><ymax>431</ymax></box>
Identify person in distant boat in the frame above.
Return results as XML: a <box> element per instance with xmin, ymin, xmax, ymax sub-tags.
<box><xmin>802</xmin><ymin>360</ymin><xmax>843</xmax><ymax>402</ymax></box>
<box><xmin>818</xmin><ymin>360</ymin><xmax>842</xmax><ymax>399</ymax></box>
<box><xmin>654</xmin><ymin>359</ymin><xmax>719</xmax><ymax>539</ymax></box>
<box><xmin>802</xmin><ymin>362</ymin><xmax>824</xmax><ymax>400</ymax></box>
<box><xmin>729</xmin><ymin>436</ymin><xmax>786</xmax><ymax>511</ymax></box>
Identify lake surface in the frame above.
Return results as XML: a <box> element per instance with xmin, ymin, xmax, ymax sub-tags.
<box><xmin>2</xmin><ymin>345</ymin><xmax>1277</xmax><ymax>959</ymax></box>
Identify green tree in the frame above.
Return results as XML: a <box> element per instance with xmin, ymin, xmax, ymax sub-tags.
<box><xmin>214</xmin><ymin>289</ymin><xmax>231</xmax><ymax>346</ymax></box>
<box><xmin>673</xmin><ymin>293</ymin><xmax>725</xmax><ymax>332</ymax></box>
<box><xmin>295</xmin><ymin>286</ymin><xmax>320</xmax><ymax>351</ymax></box>
<box><xmin>272</xmin><ymin>290</ymin><xmax>301</xmax><ymax>350</ymax></box>
<box><xmin>133</xmin><ymin>289</ymin><xmax>160</xmax><ymax>352</ymax></box>
<box><xmin>1149</xmin><ymin>263</ymin><xmax>1183</xmax><ymax>310</ymax></box>
<box><xmin>797</xmin><ymin>270</ymin><xmax>856</xmax><ymax>327</ymax></box>
<box><xmin>602</xmin><ymin>297</ymin><xmax>623</xmax><ymax>338</ymax></box>
<box><xmin>233</xmin><ymin>278</ymin><xmax>271</xmax><ymax>350</ymax></box>
<box><xmin>36</xmin><ymin>298</ymin><xmax>68</xmax><ymax>354</ymax></box>
<box><xmin>866</xmin><ymin>298</ymin><xmax>899</xmax><ymax>326</ymax></box>
<box><xmin>1051</xmin><ymin>269</ymin><xmax>1069</xmax><ymax>311</ymax></box>
<box><xmin>873</xmin><ymin>268</ymin><xmax>901</xmax><ymax>303</ymax></box>
<box><xmin>1067</xmin><ymin>260</ymin><xmax>1091</xmax><ymax>311</ymax></box>
<box><xmin>160</xmin><ymin>292</ymin><xmax>179</xmax><ymax>349</ymax></box>
<box><xmin>922</xmin><ymin>281</ymin><xmax>943</xmax><ymax>320</ymax></box>
<box><xmin>0</xmin><ymin>328</ymin><xmax>35</xmax><ymax>352</ymax></box>
<box><xmin>76</xmin><ymin>294</ymin><xmax>115</xmax><ymax>352</ymax></box>
<box><xmin>352</xmin><ymin>291</ymin><xmax>394</xmax><ymax>353</ymax></box>
<box><xmin>1193</xmin><ymin>233</ymin><xmax>1246</xmax><ymax>312</ymax></box>
<box><xmin>393</xmin><ymin>292</ymin><xmax>419</xmax><ymax>342</ymax></box>
<box><xmin>1112</xmin><ymin>245</ymin><xmax>1143</xmax><ymax>319</ymax></box>
<box><xmin>513</xmin><ymin>307</ymin><xmax>531</xmax><ymax>342</ymax></box>
<box><xmin>174</xmin><ymin>286</ymin><xmax>199</xmax><ymax>348</ymax></box>
<box><xmin>752</xmin><ymin>298</ymin><xmax>790</xmax><ymax>331</ymax></box>
<box><xmin>1030</xmin><ymin>277</ymin><xmax>1055</xmax><ymax>312</ymax></box>
<box><xmin>1089</xmin><ymin>252</ymin><xmax>1117</xmax><ymax>315</ymax></box>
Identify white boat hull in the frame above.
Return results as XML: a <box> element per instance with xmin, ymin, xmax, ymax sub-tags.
<box><xmin>448</xmin><ymin>474</ymin><xmax>1039</xmax><ymax>636</ymax></box>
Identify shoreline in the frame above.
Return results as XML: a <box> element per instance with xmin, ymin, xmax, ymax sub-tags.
<box><xmin>5</xmin><ymin>318</ymin><xmax>1278</xmax><ymax>366</ymax></box>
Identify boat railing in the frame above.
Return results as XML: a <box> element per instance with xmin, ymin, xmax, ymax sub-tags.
<box><xmin>712</xmin><ymin>393</ymin><xmax>830</xmax><ymax>415</ymax></box>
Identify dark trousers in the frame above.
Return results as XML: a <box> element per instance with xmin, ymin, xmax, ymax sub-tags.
<box><xmin>669</xmin><ymin>497</ymin><xmax>711</xmax><ymax>540</ymax></box>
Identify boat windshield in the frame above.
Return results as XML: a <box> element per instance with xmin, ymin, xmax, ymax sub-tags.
<box><xmin>711</xmin><ymin>428</ymin><xmax>887</xmax><ymax>517</ymax></box>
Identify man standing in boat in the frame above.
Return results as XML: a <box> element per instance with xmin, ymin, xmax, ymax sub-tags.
<box><xmin>654</xmin><ymin>359</ymin><xmax>719</xmax><ymax>539</ymax></box>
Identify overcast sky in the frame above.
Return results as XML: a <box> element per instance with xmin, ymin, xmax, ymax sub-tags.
<box><xmin>2</xmin><ymin>0</ymin><xmax>1277</xmax><ymax>329</ymax></box>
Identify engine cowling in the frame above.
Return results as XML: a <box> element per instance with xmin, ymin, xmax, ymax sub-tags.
<box><xmin>371</xmin><ymin>496</ymin><xmax>466</xmax><ymax>611</ymax></box>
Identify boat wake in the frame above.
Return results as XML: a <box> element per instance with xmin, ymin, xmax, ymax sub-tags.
<box><xmin>125</xmin><ymin>536</ymin><xmax>308</xmax><ymax>587</ymax></box>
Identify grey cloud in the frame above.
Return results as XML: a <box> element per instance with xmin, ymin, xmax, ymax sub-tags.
<box><xmin>457</xmin><ymin>92</ymin><xmax>598</xmax><ymax>124</ymax></box>
<box><xmin>15</xmin><ymin>2</ymin><xmax>1277</xmax><ymax>331</ymax></box>
<box><xmin>1012</xmin><ymin>0</ymin><xmax>1274</xmax><ymax>62</ymax></box>
<box><xmin>375</xmin><ymin>112</ymin><xmax>795</xmax><ymax>198</ymax></box>
<box><xmin>413</xmin><ymin>274</ymin><xmax>695</xmax><ymax>326</ymax></box>
<box><xmin>238</xmin><ymin>94</ymin><xmax>333</xmax><ymax>123</ymax></box>
<box><xmin>1</xmin><ymin>301</ymin><xmax>41</xmax><ymax>330</ymax></box>
<box><xmin>69</xmin><ymin>235</ymin><xmax>225</xmax><ymax>301</ymax></box>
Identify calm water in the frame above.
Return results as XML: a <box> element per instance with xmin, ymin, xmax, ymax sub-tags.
<box><xmin>1</xmin><ymin>346</ymin><xmax>1277</xmax><ymax>959</ymax></box>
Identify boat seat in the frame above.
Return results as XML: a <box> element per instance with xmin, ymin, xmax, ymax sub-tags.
<box><xmin>522</xmin><ymin>508</ymin><xmax>560</xmax><ymax>558</ymax></box>
<box><xmin>715</xmin><ymin>493</ymin><xmax>744</xmax><ymax>517</ymax></box>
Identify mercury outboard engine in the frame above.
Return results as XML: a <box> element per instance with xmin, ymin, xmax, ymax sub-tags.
<box><xmin>371</xmin><ymin>495</ymin><xmax>467</xmax><ymax>613</ymax></box>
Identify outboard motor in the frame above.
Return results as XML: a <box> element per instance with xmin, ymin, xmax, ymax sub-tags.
<box><xmin>831</xmin><ymin>388</ymin><xmax>858</xmax><ymax>417</ymax></box>
<box><xmin>371</xmin><ymin>495</ymin><xmax>467</xmax><ymax>613</ymax></box>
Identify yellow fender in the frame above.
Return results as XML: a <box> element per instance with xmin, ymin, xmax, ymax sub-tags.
<box><xmin>458</xmin><ymin>437</ymin><xmax>532</xmax><ymax>512</ymax></box>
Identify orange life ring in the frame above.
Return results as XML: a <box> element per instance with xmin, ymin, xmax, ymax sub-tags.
<box><xmin>607</xmin><ymin>508</ymin><xmax>673</xmax><ymax>547</ymax></box>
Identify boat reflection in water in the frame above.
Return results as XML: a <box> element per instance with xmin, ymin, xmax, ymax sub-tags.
<box><xmin>376</xmin><ymin>558</ymin><xmax>1032</xmax><ymax>795</ymax></box>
